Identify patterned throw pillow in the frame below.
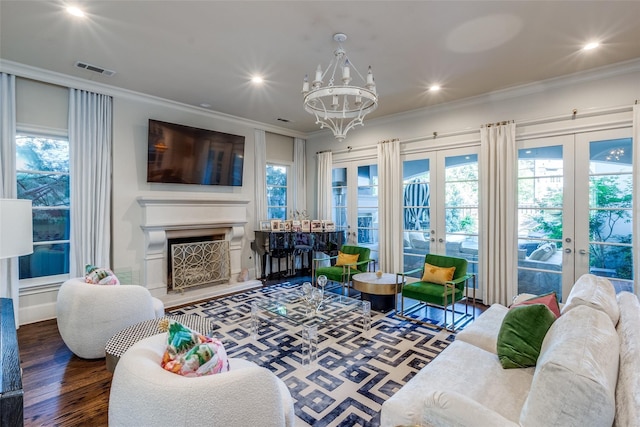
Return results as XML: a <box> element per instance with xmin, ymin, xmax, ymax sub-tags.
<box><xmin>421</xmin><ymin>263</ymin><xmax>456</xmax><ymax>285</ymax></box>
<box><xmin>335</xmin><ymin>251</ymin><xmax>359</xmax><ymax>266</ymax></box>
<box><xmin>84</xmin><ymin>264</ymin><xmax>120</xmax><ymax>285</ymax></box>
<box><xmin>159</xmin><ymin>318</ymin><xmax>229</xmax><ymax>377</ymax></box>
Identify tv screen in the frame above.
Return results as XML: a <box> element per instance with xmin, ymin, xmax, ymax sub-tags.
<box><xmin>147</xmin><ymin>119</ymin><xmax>245</xmax><ymax>186</ymax></box>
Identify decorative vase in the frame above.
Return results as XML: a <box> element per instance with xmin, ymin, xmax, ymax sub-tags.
<box><xmin>376</xmin><ymin>270</ymin><xmax>383</xmax><ymax>279</ymax></box>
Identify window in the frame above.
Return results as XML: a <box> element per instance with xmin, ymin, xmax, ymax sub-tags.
<box><xmin>16</xmin><ymin>133</ymin><xmax>70</xmax><ymax>280</ymax></box>
<box><xmin>266</xmin><ymin>164</ymin><xmax>289</xmax><ymax>220</ymax></box>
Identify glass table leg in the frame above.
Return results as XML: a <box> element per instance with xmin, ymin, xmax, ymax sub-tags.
<box><xmin>362</xmin><ymin>300</ymin><xmax>371</xmax><ymax>336</ymax></box>
<box><xmin>251</xmin><ymin>301</ymin><xmax>259</xmax><ymax>339</ymax></box>
<box><xmin>302</xmin><ymin>324</ymin><xmax>318</xmax><ymax>367</ymax></box>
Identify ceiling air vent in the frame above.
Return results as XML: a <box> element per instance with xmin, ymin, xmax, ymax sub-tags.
<box><xmin>74</xmin><ymin>61</ymin><xmax>116</xmax><ymax>77</ymax></box>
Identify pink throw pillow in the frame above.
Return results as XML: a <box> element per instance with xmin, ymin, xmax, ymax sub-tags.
<box><xmin>511</xmin><ymin>292</ymin><xmax>561</xmax><ymax>318</ymax></box>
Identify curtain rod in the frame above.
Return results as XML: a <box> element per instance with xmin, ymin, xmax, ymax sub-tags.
<box><xmin>481</xmin><ymin>120</ymin><xmax>514</xmax><ymax>128</ymax></box>
<box><xmin>518</xmin><ymin>105</ymin><xmax>632</xmax><ymax>127</ymax></box>
<box><xmin>328</xmin><ymin>102</ymin><xmax>634</xmax><ymax>155</ymax></box>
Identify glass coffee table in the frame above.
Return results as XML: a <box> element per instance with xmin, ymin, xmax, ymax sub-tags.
<box><xmin>251</xmin><ymin>289</ymin><xmax>371</xmax><ymax>366</ymax></box>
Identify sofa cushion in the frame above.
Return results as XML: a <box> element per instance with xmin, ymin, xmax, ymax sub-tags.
<box><xmin>497</xmin><ymin>304</ymin><xmax>557</xmax><ymax>369</ymax></box>
<box><xmin>614</xmin><ymin>292</ymin><xmax>640</xmax><ymax>427</ymax></box>
<box><xmin>455</xmin><ymin>303</ymin><xmax>508</xmax><ymax>354</ymax></box>
<box><xmin>528</xmin><ymin>242</ymin><xmax>556</xmax><ymax>261</ymax></box>
<box><xmin>421</xmin><ymin>262</ymin><xmax>456</xmax><ymax>284</ymax></box>
<box><xmin>381</xmin><ymin>340</ymin><xmax>535</xmax><ymax>427</ymax></box>
<box><xmin>511</xmin><ymin>292</ymin><xmax>561</xmax><ymax>318</ymax></box>
<box><xmin>520</xmin><ymin>305</ymin><xmax>619</xmax><ymax>427</ymax></box>
<box><xmin>562</xmin><ymin>274</ymin><xmax>619</xmax><ymax>325</ymax></box>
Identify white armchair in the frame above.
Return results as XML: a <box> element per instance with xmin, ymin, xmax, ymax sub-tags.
<box><xmin>108</xmin><ymin>333</ymin><xmax>295</xmax><ymax>427</ymax></box>
<box><xmin>56</xmin><ymin>277</ymin><xmax>165</xmax><ymax>359</ymax></box>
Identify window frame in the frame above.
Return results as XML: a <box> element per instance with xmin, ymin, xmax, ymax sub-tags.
<box><xmin>15</xmin><ymin>125</ymin><xmax>71</xmax><ymax>288</ymax></box>
<box><xmin>266</xmin><ymin>162</ymin><xmax>292</xmax><ymax>220</ymax></box>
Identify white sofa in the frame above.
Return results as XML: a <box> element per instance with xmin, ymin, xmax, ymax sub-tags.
<box><xmin>56</xmin><ymin>277</ymin><xmax>165</xmax><ymax>359</ymax></box>
<box><xmin>381</xmin><ymin>274</ymin><xmax>640</xmax><ymax>427</ymax></box>
<box><xmin>109</xmin><ymin>333</ymin><xmax>295</xmax><ymax>427</ymax></box>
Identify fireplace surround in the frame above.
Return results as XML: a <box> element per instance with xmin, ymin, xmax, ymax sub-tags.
<box><xmin>137</xmin><ymin>196</ymin><xmax>260</xmax><ymax>306</ymax></box>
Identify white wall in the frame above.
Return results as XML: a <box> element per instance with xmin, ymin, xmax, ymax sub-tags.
<box><xmin>304</xmin><ymin>60</ymin><xmax>640</xmax><ymax>216</ymax></box>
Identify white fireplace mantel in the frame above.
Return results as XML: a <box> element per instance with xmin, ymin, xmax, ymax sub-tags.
<box><xmin>137</xmin><ymin>196</ymin><xmax>250</xmax><ymax>228</ymax></box>
<box><xmin>136</xmin><ymin>195</ymin><xmax>259</xmax><ymax>305</ymax></box>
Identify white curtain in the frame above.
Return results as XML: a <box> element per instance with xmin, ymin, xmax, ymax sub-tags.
<box><xmin>254</xmin><ymin>130</ymin><xmax>267</xmax><ymax>224</ymax></box>
<box><xmin>293</xmin><ymin>137</ymin><xmax>307</xmax><ymax>215</ymax></box>
<box><xmin>0</xmin><ymin>72</ymin><xmax>20</xmax><ymax>326</ymax></box>
<box><xmin>480</xmin><ymin>122</ymin><xmax>518</xmax><ymax>305</ymax></box>
<box><xmin>633</xmin><ymin>105</ymin><xmax>640</xmax><ymax>296</ymax></box>
<box><xmin>68</xmin><ymin>89</ymin><xmax>113</xmax><ymax>277</ymax></box>
<box><xmin>254</xmin><ymin>129</ymin><xmax>267</xmax><ymax>278</ymax></box>
<box><xmin>317</xmin><ymin>151</ymin><xmax>333</xmax><ymax>220</ymax></box>
<box><xmin>378</xmin><ymin>139</ymin><xmax>403</xmax><ymax>273</ymax></box>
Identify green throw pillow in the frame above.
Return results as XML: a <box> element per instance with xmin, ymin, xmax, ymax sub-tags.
<box><xmin>497</xmin><ymin>304</ymin><xmax>556</xmax><ymax>369</ymax></box>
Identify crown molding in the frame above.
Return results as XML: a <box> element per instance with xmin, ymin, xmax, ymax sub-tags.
<box><xmin>0</xmin><ymin>59</ymin><xmax>307</xmax><ymax>139</ymax></box>
<box><xmin>364</xmin><ymin>57</ymin><xmax>640</xmax><ymax>129</ymax></box>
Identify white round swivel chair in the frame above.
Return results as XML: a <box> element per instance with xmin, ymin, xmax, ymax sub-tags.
<box><xmin>56</xmin><ymin>277</ymin><xmax>165</xmax><ymax>359</ymax></box>
<box><xmin>108</xmin><ymin>333</ymin><xmax>295</xmax><ymax>427</ymax></box>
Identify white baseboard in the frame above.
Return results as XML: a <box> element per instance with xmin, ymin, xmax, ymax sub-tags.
<box><xmin>19</xmin><ymin>301</ymin><xmax>57</xmax><ymax>326</ymax></box>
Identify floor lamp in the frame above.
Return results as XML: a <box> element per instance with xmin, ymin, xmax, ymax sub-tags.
<box><xmin>0</xmin><ymin>199</ymin><xmax>34</xmax><ymax>300</ymax></box>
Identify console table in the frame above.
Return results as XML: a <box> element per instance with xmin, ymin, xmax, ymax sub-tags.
<box><xmin>253</xmin><ymin>231</ymin><xmax>345</xmax><ymax>280</ymax></box>
<box><xmin>0</xmin><ymin>298</ymin><xmax>23</xmax><ymax>426</ymax></box>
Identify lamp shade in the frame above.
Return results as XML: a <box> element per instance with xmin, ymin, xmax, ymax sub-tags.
<box><xmin>0</xmin><ymin>199</ymin><xmax>34</xmax><ymax>259</ymax></box>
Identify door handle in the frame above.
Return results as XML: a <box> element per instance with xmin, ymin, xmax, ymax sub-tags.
<box><xmin>564</xmin><ymin>248</ymin><xmax>572</xmax><ymax>254</ymax></box>
<box><xmin>578</xmin><ymin>249</ymin><xmax>588</xmax><ymax>255</ymax></box>
<box><xmin>438</xmin><ymin>238</ymin><xmax>444</xmax><ymax>243</ymax></box>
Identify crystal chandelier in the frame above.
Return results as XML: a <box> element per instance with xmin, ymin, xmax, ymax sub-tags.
<box><xmin>302</xmin><ymin>33</ymin><xmax>378</xmax><ymax>142</ymax></box>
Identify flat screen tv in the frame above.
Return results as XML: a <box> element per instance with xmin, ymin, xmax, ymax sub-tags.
<box><xmin>147</xmin><ymin>119</ymin><xmax>245</xmax><ymax>186</ymax></box>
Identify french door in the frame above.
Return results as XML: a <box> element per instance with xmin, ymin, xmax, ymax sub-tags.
<box><xmin>402</xmin><ymin>147</ymin><xmax>480</xmax><ymax>291</ymax></box>
<box><xmin>517</xmin><ymin>127</ymin><xmax>633</xmax><ymax>300</ymax></box>
<box><xmin>332</xmin><ymin>160</ymin><xmax>379</xmax><ymax>262</ymax></box>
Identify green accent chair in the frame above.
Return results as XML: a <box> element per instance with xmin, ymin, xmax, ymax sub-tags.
<box><xmin>313</xmin><ymin>245</ymin><xmax>373</xmax><ymax>296</ymax></box>
<box><xmin>399</xmin><ymin>253</ymin><xmax>475</xmax><ymax>331</ymax></box>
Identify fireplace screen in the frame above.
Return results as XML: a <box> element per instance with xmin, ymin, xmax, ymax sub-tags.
<box><xmin>170</xmin><ymin>240</ymin><xmax>230</xmax><ymax>292</ymax></box>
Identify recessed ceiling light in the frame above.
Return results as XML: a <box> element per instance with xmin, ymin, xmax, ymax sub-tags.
<box><xmin>200</xmin><ymin>103</ymin><xmax>211</xmax><ymax>108</ymax></box>
<box><xmin>251</xmin><ymin>75</ymin><xmax>264</xmax><ymax>84</ymax></box>
<box><xmin>66</xmin><ymin>6</ymin><xmax>85</xmax><ymax>17</ymax></box>
<box><xmin>429</xmin><ymin>85</ymin><xmax>441</xmax><ymax>92</ymax></box>
<box><xmin>583</xmin><ymin>41</ymin><xmax>600</xmax><ymax>51</ymax></box>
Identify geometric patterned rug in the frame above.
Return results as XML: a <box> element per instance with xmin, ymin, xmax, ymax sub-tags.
<box><xmin>167</xmin><ymin>281</ymin><xmax>457</xmax><ymax>427</ymax></box>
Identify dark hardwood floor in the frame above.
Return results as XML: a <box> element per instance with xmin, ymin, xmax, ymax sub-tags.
<box><xmin>18</xmin><ymin>319</ymin><xmax>112</xmax><ymax>426</ymax></box>
<box><xmin>16</xmin><ymin>280</ymin><xmax>487</xmax><ymax>427</ymax></box>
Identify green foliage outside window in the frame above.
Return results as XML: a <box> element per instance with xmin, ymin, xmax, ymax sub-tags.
<box><xmin>266</xmin><ymin>164</ymin><xmax>288</xmax><ymax>220</ymax></box>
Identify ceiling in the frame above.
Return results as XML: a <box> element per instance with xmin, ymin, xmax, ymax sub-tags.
<box><xmin>1</xmin><ymin>1</ymin><xmax>640</xmax><ymax>135</ymax></box>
